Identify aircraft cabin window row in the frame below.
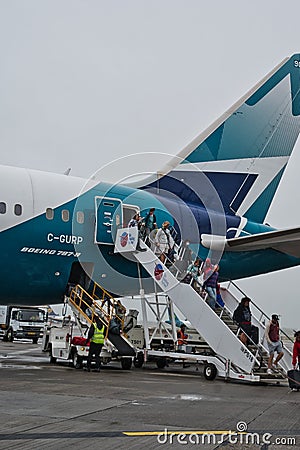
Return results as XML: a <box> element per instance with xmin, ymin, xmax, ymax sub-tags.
<box><xmin>45</xmin><ymin>207</ymin><xmax>85</xmax><ymax>224</ymax></box>
<box><xmin>0</xmin><ymin>202</ymin><xmax>22</xmax><ymax>216</ymax></box>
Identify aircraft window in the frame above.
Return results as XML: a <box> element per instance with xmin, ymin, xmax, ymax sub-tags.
<box><xmin>14</xmin><ymin>204</ymin><xmax>22</xmax><ymax>216</ymax></box>
<box><xmin>77</xmin><ymin>211</ymin><xmax>85</xmax><ymax>224</ymax></box>
<box><xmin>0</xmin><ymin>202</ymin><xmax>6</xmax><ymax>214</ymax></box>
<box><xmin>62</xmin><ymin>210</ymin><xmax>69</xmax><ymax>222</ymax></box>
<box><xmin>46</xmin><ymin>208</ymin><xmax>54</xmax><ymax>220</ymax></box>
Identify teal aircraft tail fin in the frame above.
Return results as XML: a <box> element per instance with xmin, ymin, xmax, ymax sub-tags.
<box><xmin>142</xmin><ymin>54</ymin><xmax>300</xmax><ymax>224</ymax></box>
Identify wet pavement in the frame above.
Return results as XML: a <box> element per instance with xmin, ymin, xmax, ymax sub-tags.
<box><xmin>0</xmin><ymin>340</ymin><xmax>299</xmax><ymax>449</ymax></box>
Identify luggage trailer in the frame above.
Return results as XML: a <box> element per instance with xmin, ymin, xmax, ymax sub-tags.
<box><xmin>143</xmin><ymin>349</ymin><xmax>260</xmax><ymax>382</ymax></box>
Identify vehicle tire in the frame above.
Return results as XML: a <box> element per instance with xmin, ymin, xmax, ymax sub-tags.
<box><xmin>6</xmin><ymin>328</ymin><xmax>14</xmax><ymax>342</ymax></box>
<box><xmin>121</xmin><ymin>357</ymin><xmax>132</xmax><ymax>370</ymax></box>
<box><xmin>203</xmin><ymin>363</ymin><xmax>217</xmax><ymax>381</ymax></box>
<box><xmin>49</xmin><ymin>346</ymin><xmax>57</xmax><ymax>364</ymax></box>
<box><xmin>72</xmin><ymin>351</ymin><xmax>83</xmax><ymax>369</ymax></box>
<box><xmin>32</xmin><ymin>338</ymin><xmax>38</xmax><ymax>344</ymax></box>
<box><xmin>156</xmin><ymin>357</ymin><xmax>167</xmax><ymax>369</ymax></box>
<box><xmin>134</xmin><ymin>353</ymin><xmax>144</xmax><ymax>368</ymax></box>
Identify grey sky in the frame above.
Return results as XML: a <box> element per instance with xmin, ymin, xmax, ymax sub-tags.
<box><xmin>1</xmin><ymin>1</ymin><xmax>300</xmax><ymax>328</ymax></box>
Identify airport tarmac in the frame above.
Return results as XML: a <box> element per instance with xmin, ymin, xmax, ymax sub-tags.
<box><xmin>0</xmin><ymin>340</ymin><xmax>298</xmax><ymax>450</ymax></box>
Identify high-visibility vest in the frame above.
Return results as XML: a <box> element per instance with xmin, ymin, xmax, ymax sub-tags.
<box><xmin>91</xmin><ymin>323</ymin><xmax>105</xmax><ymax>344</ymax></box>
<box><xmin>177</xmin><ymin>329</ymin><xmax>188</xmax><ymax>346</ymax></box>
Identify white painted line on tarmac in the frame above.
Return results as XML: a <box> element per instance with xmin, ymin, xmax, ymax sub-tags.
<box><xmin>0</xmin><ymin>346</ymin><xmax>42</xmax><ymax>357</ymax></box>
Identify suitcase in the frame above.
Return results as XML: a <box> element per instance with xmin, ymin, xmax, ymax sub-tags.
<box><xmin>287</xmin><ymin>369</ymin><xmax>300</xmax><ymax>390</ymax></box>
<box><xmin>71</xmin><ymin>336</ymin><xmax>88</xmax><ymax>346</ymax></box>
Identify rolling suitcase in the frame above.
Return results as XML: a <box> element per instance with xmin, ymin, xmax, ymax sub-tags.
<box><xmin>287</xmin><ymin>369</ymin><xmax>300</xmax><ymax>391</ymax></box>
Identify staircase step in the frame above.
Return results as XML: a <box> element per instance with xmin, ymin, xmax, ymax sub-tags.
<box><xmin>254</xmin><ymin>372</ymin><xmax>286</xmax><ymax>380</ymax></box>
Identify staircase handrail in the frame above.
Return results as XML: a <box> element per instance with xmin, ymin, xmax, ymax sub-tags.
<box><xmin>163</xmin><ymin>253</ymin><xmax>265</xmax><ymax>370</ymax></box>
<box><xmin>153</xmin><ymin>241</ymin><xmax>270</xmax><ymax>369</ymax></box>
<box><xmin>90</xmin><ymin>281</ymin><xmax>126</xmax><ymax>330</ymax></box>
<box><xmin>69</xmin><ymin>284</ymin><xmax>113</xmax><ymax>338</ymax></box>
<box><xmin>227</xmin><ymin>280</ymin><xmax>294</xmax><ymax>346</ymax></box>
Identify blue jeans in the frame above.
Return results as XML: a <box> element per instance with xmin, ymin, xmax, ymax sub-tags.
<box><xmin>205</xmin><ymin>287</ymin><xmax>216</xmax><ymax>310</ymax></box>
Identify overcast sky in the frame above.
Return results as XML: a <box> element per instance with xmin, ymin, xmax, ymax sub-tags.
<box><xmin>1</xmin><ymin>1</ymin><xmax>300</xmax><ymax>329</ymax></box>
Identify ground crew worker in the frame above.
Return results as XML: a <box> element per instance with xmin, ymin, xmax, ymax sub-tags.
<box><xmin>177</xmin><ymin>324</ymin><xmax>188</xmax><ymax>352</ymax></box>
<box><xmin>86</xmin><ymin>316</ymin><xmax>105</xmax><ymax>372</ymax></box>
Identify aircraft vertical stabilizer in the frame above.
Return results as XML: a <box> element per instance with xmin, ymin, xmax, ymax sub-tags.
<box><xmin>142</xmin><ymin>55</ymin><xmax>300</xmax><ymax>223</ymax></box>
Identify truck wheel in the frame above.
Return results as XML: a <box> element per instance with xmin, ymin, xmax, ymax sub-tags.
<box><xmin>156</xmin><ymin>357</ymin><xmax>167</xmax><ymax>369</ymax></box>
<box><xmin>32</xmin><ymin>338</ymin><xmax>38</xmax><ymax>344</ymax></box>
<box><xmin>6</xmin><ymin>328</ymin><xmax>14</xmax><ymax>342</ymax></box>
<box><xmin>121</xmin><ymin>357</ymin><xmax>132</xmax><ymax>370</ymax></box>
<box><xmin>203</xmin><ymin>363</ymin><xmax>217</xmax><ymax>381</ymax></box>
<box><xmin>49</xmin><ymin>346</ymin><xmax>57</xmax><ymax>364</ymax></box>
<box><xmin>134</xmin><ymin>353</ymin><xmax>144</xmax><ymax>368</ymax></box>
<box><xmin>72</xmin><ymin>351</ymin><xmax>83</xmax><ymax>369</ymax></box>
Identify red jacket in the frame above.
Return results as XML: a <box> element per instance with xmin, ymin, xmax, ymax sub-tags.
<box><xmin>292</xmin><ymin>340</ymin><xmax>300</xmax><ymax>366</ymax></box>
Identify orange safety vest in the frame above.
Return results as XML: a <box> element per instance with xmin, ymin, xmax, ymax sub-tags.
<box><xmin>177</xmin><ymin>329</ymin><xmax>188</xmax><ymax>346</ymax></box>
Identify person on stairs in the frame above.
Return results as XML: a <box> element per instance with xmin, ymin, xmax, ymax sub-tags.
<box><xmin>128</xmin><ymin>213</ymin><xmax>146</xmax><ymax>251</ymax></box>
<box><xmin>154</xmin><ymin>221</ymin><xmax>174</xmax><ymax>263</ymax></box>
<box><xmin>233</xmin><ymin>297</ymin><xmax>259</xmax><ymax>346</ymax></box>
<box><xmin>186</xmin><ymin>257</ymin><xmax>202</xmax><ymax>293</ymax></box>
<box><xmin>265</xmin><ymin>314</ymin><xmax>284</xmax><ymax>375</ymax></box>
<box><xmin>177</xmin><ymin>324</ymin><xmax>188</xmax><ymax>352</ymax></box>
<box><xmin>202</xmin><ymin>264</ymin><xmax>219</xmax><ymax>310</ymax></box>
<box><xmin>143</xmin><ymin>207</ymin><xmax>157</xmax><ymax>246</ymax></box>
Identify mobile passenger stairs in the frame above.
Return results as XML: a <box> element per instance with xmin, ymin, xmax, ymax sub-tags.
<box><xmin>115</xmin><ymin>227</ymin><xmax>293</xmax><ymax>384</ymax></box>
<box><xmin>43</xmin><ymin>282</ymin><xmax>137</xmax><ymax>370</ymax></box>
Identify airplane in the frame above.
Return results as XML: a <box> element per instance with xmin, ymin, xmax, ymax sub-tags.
<box><xmin>1</xmin><ymin>53</ymin><xmax>300</xmax><ymax>306</ymax></box>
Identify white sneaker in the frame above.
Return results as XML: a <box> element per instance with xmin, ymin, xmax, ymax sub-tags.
<box><xmin>267</xmin><ymin>368</ymin><xmax>273</xmax><ymax>375</ymax></box>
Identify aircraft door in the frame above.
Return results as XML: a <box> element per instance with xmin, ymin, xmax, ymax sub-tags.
<box><xmin>122</xmin><ymin>204</ymin><xmax>139</xmax><ymax>228</ymax></box>
<box><xmin>95</xmin><ymin>197</ymin><xmax>122</xmax><ymax>244</ymax></box>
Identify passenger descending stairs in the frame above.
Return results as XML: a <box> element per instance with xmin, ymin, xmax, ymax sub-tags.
<box><xmin>220</xmin><ymin>282</ymin><xmax>293</xmax><ymax>380</ymax></box>
<box><xmin>68</xmin><ymin>282</ymin><xmax>135</xmax><ymax>357</ymax></box>
<box><xmin>115</xmin><ymin>231</ymin><xmax>258</xmax><ymax>375</ymax></box>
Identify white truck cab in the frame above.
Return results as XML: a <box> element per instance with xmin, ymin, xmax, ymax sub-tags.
<box><xmin>0</xmin><ymin>305</ymin><xmax>46</xmax><ymax>343</ymax></box>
